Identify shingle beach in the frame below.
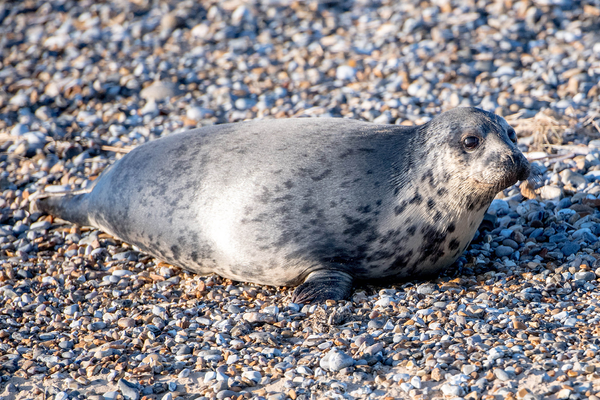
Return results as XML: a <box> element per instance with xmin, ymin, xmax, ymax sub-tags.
<box><xmin>1</xmin><ymin>1</ymin><xmax>600</xmax><ymax>399</ymax></box>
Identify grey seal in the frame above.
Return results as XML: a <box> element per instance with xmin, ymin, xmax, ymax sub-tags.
<box><xmin>36</xmin><ymin>107</ymin><xmax>530</xmax><ymax>302</ymax></box>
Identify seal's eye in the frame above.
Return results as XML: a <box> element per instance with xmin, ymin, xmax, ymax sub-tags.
<box><xmin>508</xmin><ymin>128</ymin><xmax>517</xmax><ymax>143</ymax></box>
<box><xmin>463</xmin><ymin>136</ymin><xmax>480</xmax><ymax>150</ymax></box>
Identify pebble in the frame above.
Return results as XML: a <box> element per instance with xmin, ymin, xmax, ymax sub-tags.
<box><xmin>336</xmin><ymin>66</ymin><xmax>356</xmax><ymax>80</ymax></box>
<box><xmin>178</xmin><ymin>368</ymin><xmax>191</xmax><ymax>379</ymax></box>
<box><xmin>462</xmin><ymin>364</ymin><xmax>477</xmax><ymax>375</ymax></box>
<box><xmin>64</xmin><ymin>305</ymin><xmax>79</xmax><ymax>315</ymax></box>
<box><xmin>216</xmin><ymin>390</ymin><xmax>237</xmax><ymax>400</ymax></box>
<box><xmin>540</xmin><ymin>186</ymin><xmax>563</xmax><ymax>200</ymax></box>
<box><xmin>574</xmin><ymin>271</ymin><xmax>596</xmax><ymax>281</ymax></box>
<box><xmin>440</xmin><ymin>384</ymin><xmax>463</xmax><ymax>397</ymax></box>
<box><xmin>556</xmin><ymin>388</ymin><xmax>572</xmax><ymax>399</ymax></box>
<box><xmin>320</xmin><ymin>349</ymin><xmax>354</xmax><ymax>372</ymax></box>
<box><xmin>495</xmin><ymin>245</ymin><xmax>514</xmax><ymax>257</ymax></box>
<box><xmin>234</xmin><ymin>98</ymin><xmax>256</xmax><ymax>111</ymax></box>
<box><xmin>186</xmin><ymin>106</ymin><xmax>214</xmax><ymax>121</ymax></box>
<box><xmin>10</xmin><ymin>123</ymin><xmax>28</xmax><ymax>137</ymax></box>
<box><xmin>242</xmin><ymin>370</ymin><xmax>262</xmax><ymax>385</ymax></box>
<box><xmin>494</xmin><ymin>369</ymin><xmax>510</xmax><ymax>381</ymax></box>
<box><xmin>140</xmin><ymin>81</ymin><xmax>180</xmax><ymax>101</ymax></box>
<box><xmin>103</xmin><ymin>392</ymin><xmax>119</xmax><ymax>400</ymax></box>
<box><xmin>55</xmin><ymin>392</ymin><xmax>69</xmax><ymax>400</ymax></box>
<box><xmin>416</xmin><ymin>283</ymin><xmax>436</xmax><ymax>294</ymax></box>
<box><xmin>560</xmin><ymin>169</ymin><xmax>587</xmax><ymax>189</ymax></box>
<box><xmin>561</xmin><ymin>242</ymin><xmax>581</xmax><ymax>257</ymax></box>
<box><xmin>118</xmin><ymin>379</ymin><xmax>140</xmax><ymax>400</ymax></box>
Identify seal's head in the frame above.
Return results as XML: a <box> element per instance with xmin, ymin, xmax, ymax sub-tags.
<box><xmin>422</xmin><ymin>107</ymin><xmax>530</xmax><ymax>207</ymax></box>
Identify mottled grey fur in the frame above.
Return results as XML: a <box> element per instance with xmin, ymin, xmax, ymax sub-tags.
<box><xmin>36</xmin><ymin>107</ymin><xmax>530</xmax><ymax>302</ymax></box>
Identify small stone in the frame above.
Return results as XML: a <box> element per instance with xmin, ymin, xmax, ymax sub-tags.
<box><xmin>235</xmin><ymin>98</ymin><xmax>257</xmax><ymax>110</ymax></box>
<box><xmin>367</xmin><ymin>319</ymin><xmax>384</xmax><ymax>329</ymax></box>
<box><xmin>161</xmin><ymin>14</ymin><xmax>182</xmax><ymax>31</ymax></box>
<box><xmin>363</xmin><ymin>342</ymin><xmax>384</xmax><ymax>357</ymax></box>
<box><xmin>320</xmin><ymin>349</ymin><xmax>354</xmax><ymax>372</ymax></box>
<box><xmin>29</xmin><ymin>221</ymin><xmax>51</xmax><ymax>231</ymax></box>
<box><xmin>118</xmin><ymin>318</ymin><xmax>135</xmax><ymax>329</ymax></box>
<box><xmin>494</xmin><ymin>368</ymin><xmax>509</xmax><ymax>381</ymax></box>
<box><xmin>176</xmin><ymin>345</ymin><xmax>191</xmax><ymax>356</ymax></box>
<box><xmin>10</xmin><ymin>123</ymin><xmax>28</xmax><ymax>137</ymax></box>
<box><xmin>216</xmin><ymin>390</ymin><xmax>237</xmax><ymax>400</ymax></box>
<box><xmin>242</xmin><ymin>370</ymin><xmax>262</xmax><ymax>385</ymax></box>
<box><xmin>35</xmin><ymin>106</ymin><xmax>52</xmax><ymax>121</ymax></box>
<box><xmin>3</xmin><ymin>384</ymin><xmax>17</xmax><ymax>394</ymax></box>
<box><xmin>410</xmin><ymin>376</ymin><xmax>421</xmax><ymax>389</ymax></box>
<box><xmin>431</xmin><ymin>368</ymin><xmax>443</xmax><ymax>381</ymax></box>
<box><xmin>574</xmin><ymin>271</ymin><xmax>595</xmax><ymax>281</ymax></box>
<box><xmin>495</xmin><ymin>245</ymin><xmax>514</xmax><ymax>257</ymax></box>
<box><xmin>204</xmin><ymin>371</ymin><xmax>216</xmax><ymax>383</ymax></box>
<box><xmin>59</xmin><ymin>341</ymin><xmax>74</xmax><ymax>349</ymax></box>
<box><xmin>462</xmin><ymin>364</ymin><xmax>477</xmax><ymax>375</ymax></box>
<box><xmin>336</xmin><ymin>65</ymin><xmax>356</xmax><ymax>80</ymax></box>
<box><xmin>540</xmin><ymin>185</ymin><xmax>563</xmax><ymax>200</ymax></box>
<box><xmin>512</xmin><ymin>320</ymin><xmax>527</xmax><ymax>330</ymax></box>
<box><xmin>416</xmin><ymin>283</ymin><xmax>436</xmax><ymax>294</ymax></box>
<box><xmin>440</xmin><ymin>384</ymin><xmax>463</xmax><ymax>397</ymax></box>
<box><xmin>64</xmin><ymin>305</ymin><xmax>79</xmax><ymax>315</ymax></box>
<box><xmin>561</xmin><ymin>242</ymin><xmax>580</xmax><ymax>257</ymax></box>
<box><xmin>517</xmin><ymin>388</ymin><xmax>531</xmax><ymax>399</ymax></box>
<box><xmin>186</xmin><ymin>106</ymin><xmax>213</xmax><ymax>121</ymax></box>
<box><xmin>140</xmin><ymin>81</ymin><xmax>180</xmax><ymax>101</ymax></box>
<box><xmin>488</xmin><ymin>347</ymin><xmax>504</xmax><ymax>360</ymax></box>
<box><xmin>178</xmin><ymin>368</ymin><xmax>191</xmax><ymax>378</ymax></box>
<box><xmin>560</xmin><ymin>169</ymin><xmax>587</xmax><ymax>189</ymax></box>
<box><xmin>103</xmin><ymin>392</ymin><xmax>119</xmax><ymax>400</ymax></box>
<box><xmin>464</xmin><ymin>392</ymin><xmax>480</xmax><ymax>400</ymax></box>
<box><xmin>118</xmin><ymin>378</ymin><xmax>140</xmax><ymax>400</ymax></box>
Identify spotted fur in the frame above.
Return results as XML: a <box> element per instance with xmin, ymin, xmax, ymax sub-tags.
<box><xmin>36</xmin><ymin>107</ymin><xmax>530</xmax><ymax>302</ymax></box>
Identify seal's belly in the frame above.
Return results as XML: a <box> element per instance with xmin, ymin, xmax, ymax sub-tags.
<box><xmin>193</xmin><ymin>202</ymin><xmax>488</xmax><ymax>286</ymax></box>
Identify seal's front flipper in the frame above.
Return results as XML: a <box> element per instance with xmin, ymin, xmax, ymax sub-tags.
<box><xmin>292</xmin><ymin>270</ymin><xmax>353</xmax><ymax>303</ymax></box>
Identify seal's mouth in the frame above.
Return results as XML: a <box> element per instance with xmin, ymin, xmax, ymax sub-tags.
<box><xmin>471</xmin><ymin>157</ymin><xmax>531</xmax><ymax>193</ymax></box>
<box><xmin>470</xmin><ymin>178</ymin><xmax>497</xmax><ymax>189</ymax></box>
<box><xmin>470</xmin><ymin>174</ymin><xmax>520</xmax><ymax>194</ymax></box>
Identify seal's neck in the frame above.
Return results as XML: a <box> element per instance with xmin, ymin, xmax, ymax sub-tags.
<box><xmin>388</xmin><ymin>162</ymin><xmax>498</xmax><ymax>244</ymax></box>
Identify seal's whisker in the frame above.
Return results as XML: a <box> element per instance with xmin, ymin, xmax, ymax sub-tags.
<box><xmin>527</xmin><ymin>163</ymin><xmax>545</xmax><ymax>189</ymax></box>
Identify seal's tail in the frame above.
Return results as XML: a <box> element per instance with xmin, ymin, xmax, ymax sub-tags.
<box><xmin>31</xmin><ymin>190</ymin><xmax>92</xmax><ymax>227</ymax></box>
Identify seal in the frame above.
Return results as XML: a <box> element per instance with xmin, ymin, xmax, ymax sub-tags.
<box><xmin>36</xmin><ymin>107</ymin><xmax>530</xmax><ymax>302</ymax></box>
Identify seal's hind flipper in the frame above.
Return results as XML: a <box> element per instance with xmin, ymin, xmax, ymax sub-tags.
<box><xmin>30</xmin><ymin>189</ymin><xmax>92</xmax><ymax>227</ymax></box>
<box><xmin>292</xmin><ymin>270</ymin><xmax>353</xmax><ymax>303</ymax></box>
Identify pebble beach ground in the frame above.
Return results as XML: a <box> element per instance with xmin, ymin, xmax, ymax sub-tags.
<box><xmin>1</xmin><ymin>0</ymin><xmax>600</xmax><ymax>399</ymax></box>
